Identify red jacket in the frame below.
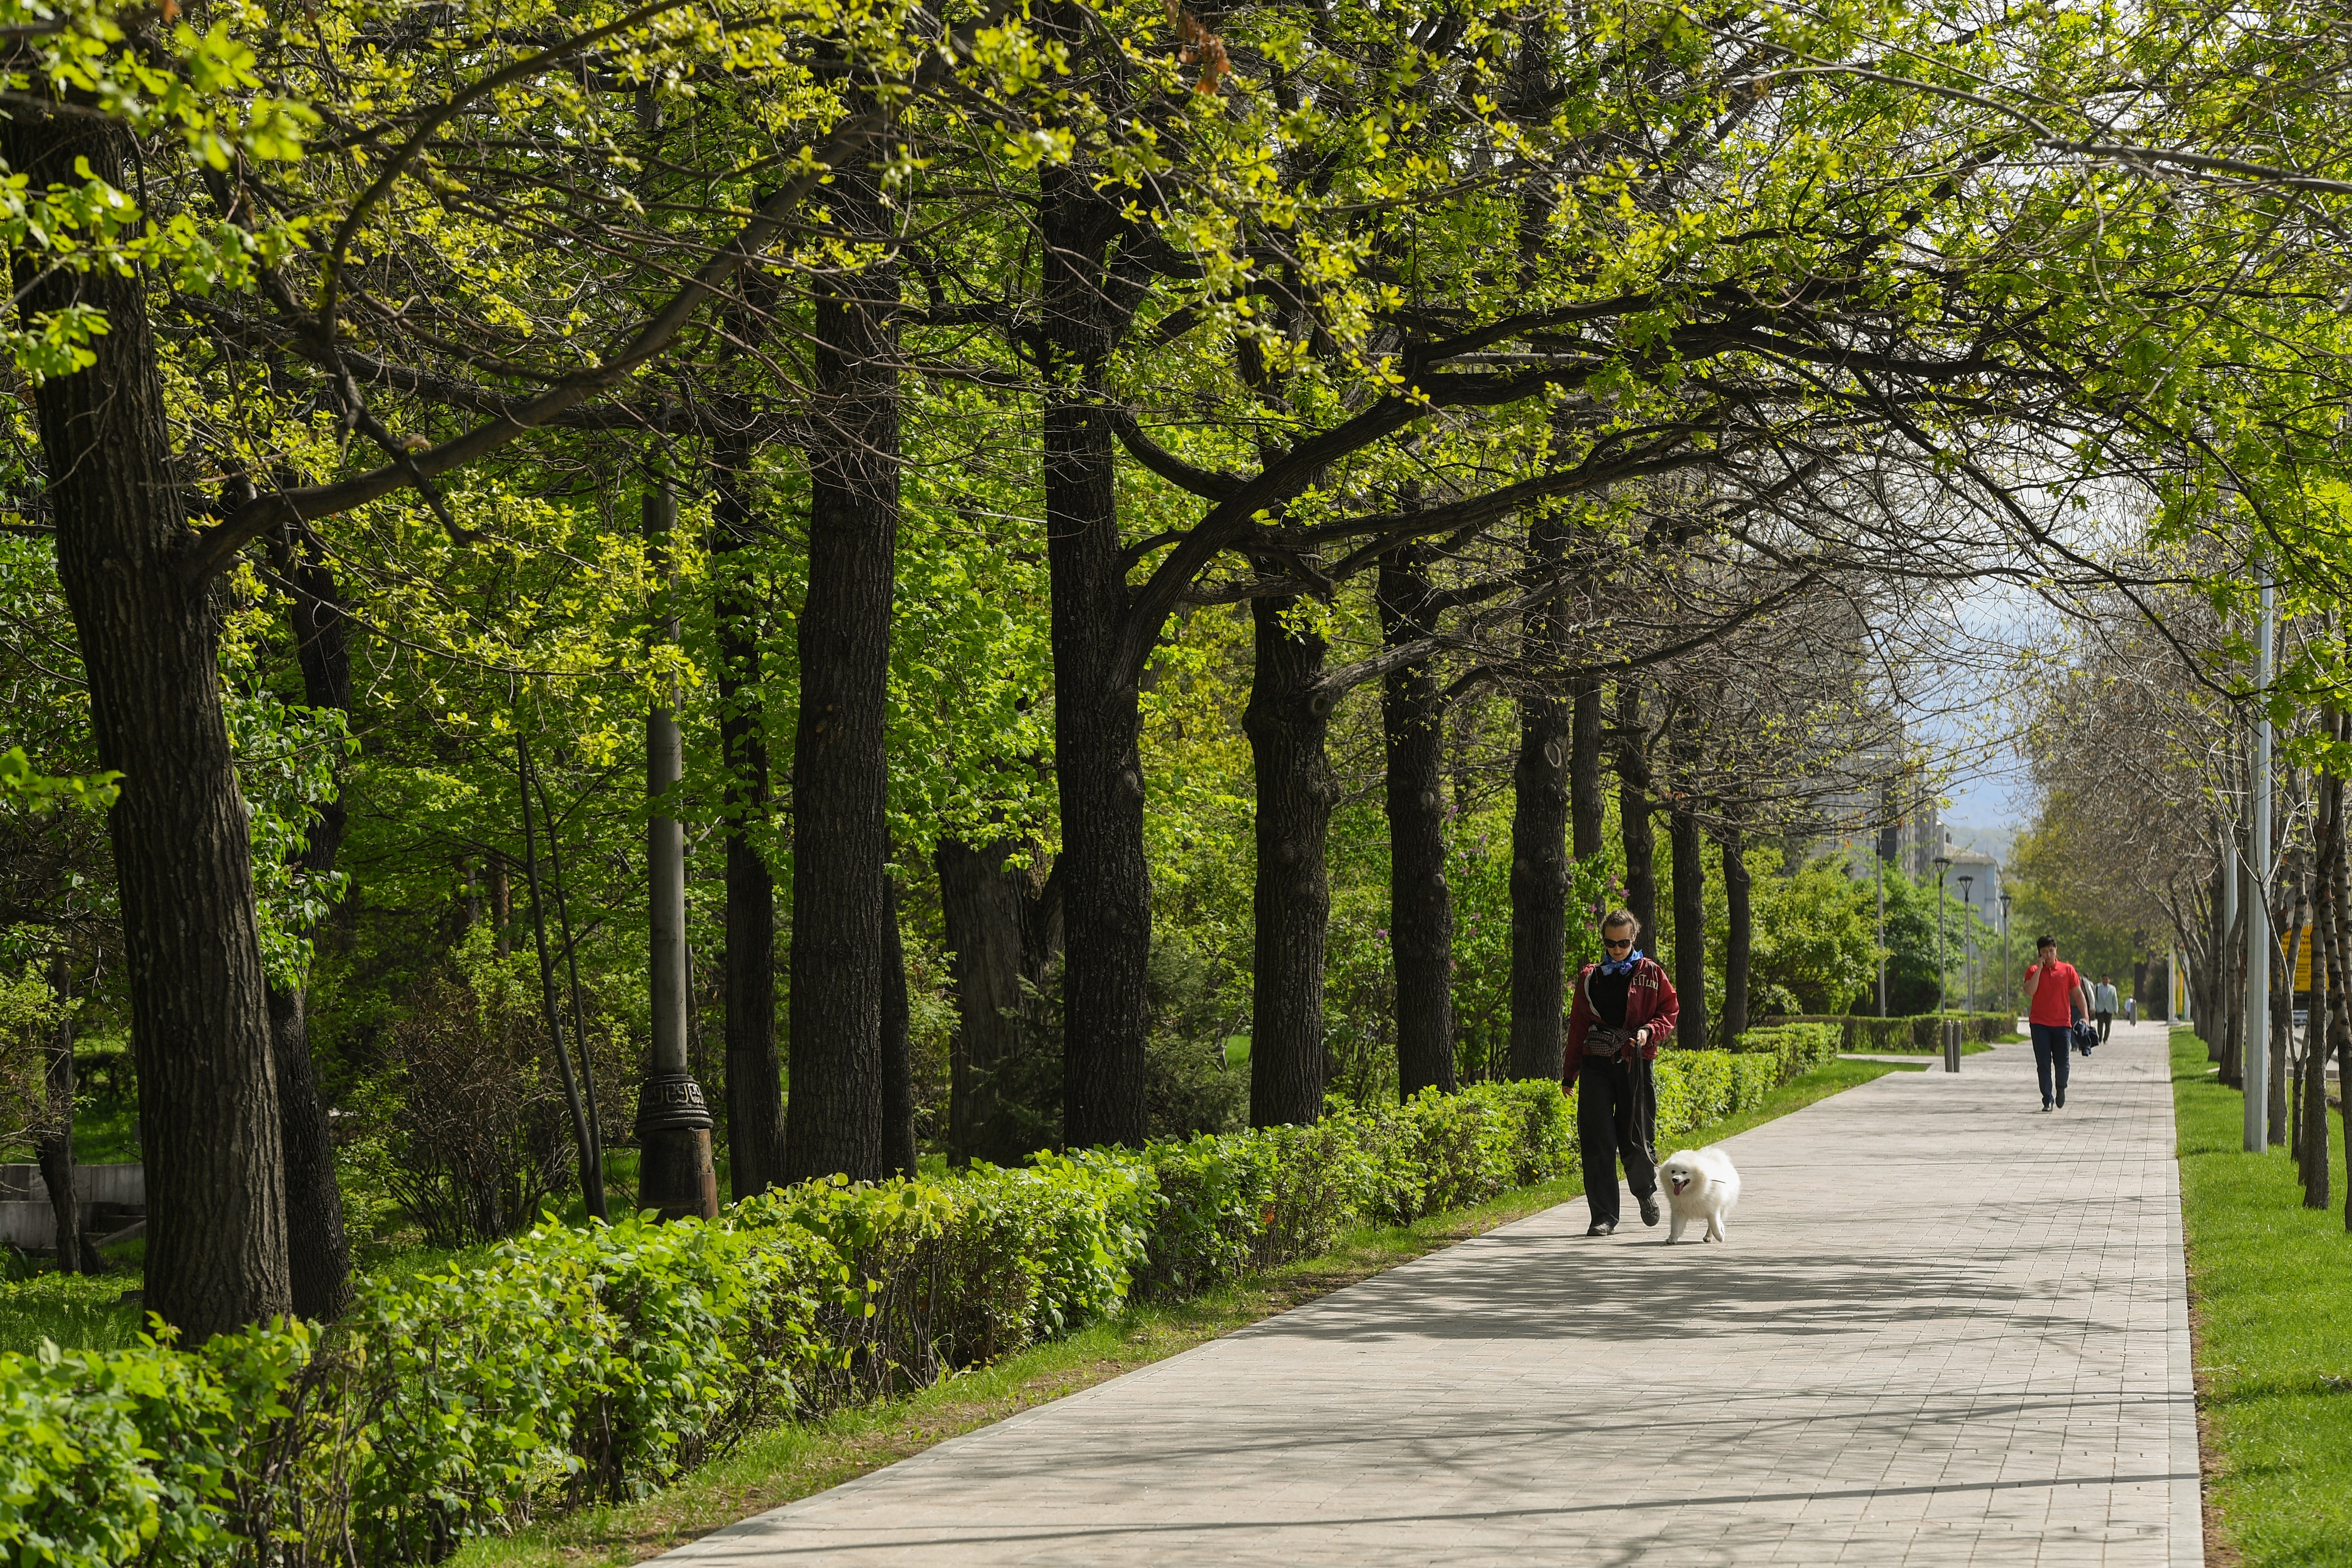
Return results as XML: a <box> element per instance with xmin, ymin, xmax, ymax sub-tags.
<box><xmin>1564</xmin><ymin>956</ymin><xmax>1680</xmax><ymax>1080</ymax></box>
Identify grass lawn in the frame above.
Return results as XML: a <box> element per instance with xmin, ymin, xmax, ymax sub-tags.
<box><xmin>450</xmin><ymin>1053</ymin><xmax>1924</xmax><ymax>1568</ymax></box>
<box><xmin>2172</xmin><ymin>1026</ymin><xmax>2352</xmax><ymax>1566</ymax></box>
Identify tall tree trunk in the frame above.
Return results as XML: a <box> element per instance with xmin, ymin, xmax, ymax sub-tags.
<box><xmin>1721</xmin><ymin>826</ymin><xmax>1751</xmax><ymax>1044</ymax></box>
<box><xmin>1041</xmin><ymin>151</ymin><xmax>1150</xmax><ymax>1150</ymax></box>
<box><xmin>2306</xmin><ymin>759</ymin><xmax>2336</xmax><ymax>1207</ymax></box>
<box><xmin>1569</xmin><ymin>674</ymin><xmax>1605</xmax><ymax>866</ymax></box>
<box><xmin>266</xmin><ymin>529</ymin><xmax>354</xmax><ymax>1319</ymax></box>
<box><xmin>936</xmin><ymin>838</ymin><xmax>1057</xmax><ymax>1163</ymax></box>
<box><xmin>881</xmin><ymin>874</ymin><xmax>917</xmax><ymax>1178</ymax></box>
<box><xmin>781</xmin><ymin>113</ymin><xmax>900</xmax><ymax>1185</ymax></box>
<box><xmin>1509</xmin><ymin>525</ymin><xmax>1573</xmax><ymax>1084</ymax></box>
<box><xmin>2331</xmin><ymin>789</ymin><xmax>2352</xmax><ymax>1230</ymax></box>
<box><xmin>1670</xmin><ymin>800</ymin><xmax>1708</xmax><ymax>1050</ymax></box>
<box><xmin>516</xmin><ymin>737</ymin><xmax>603</xmax><ymax>1218</ymax></box>
<box><xmin>1616</xmin><ymin>683</ymin><xmax>1658</xmax><ymax>945</ymax></box>
<box><xmin>491</xmin><ymin>857</ymin><xmax>511</xmax><ymax>957</ymax></box>
<box><xmin>1378</xmin><ymin>546</ymin><xmax>1455</xmax><ymax>1098</ymax></box>
<box><xmin>34</xmin><ymin>954</ymin><xmax>93</xmax><ymax>1272</ymax></box>
<box><xmin>2271</xmin><ymin>886</ymin><xmax>2293</xmax><ymax>1147</ymax></box>
<box><xmin>9</xmin><ymin>111</ymin><xmax>289</xmax><ymax>1338</ymax></box>
<box><xmin>1246</xmin><ymin>590</ymin><xmax>1336</xmax><ymax>1126</ymax></box>
<box><xmin>712</xmin><ymin>440</ymin><xmax>786</xmax><ymax>1200</ymax></box>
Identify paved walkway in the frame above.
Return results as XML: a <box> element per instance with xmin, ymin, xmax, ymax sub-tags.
<box><xmin>666</xmin><ymin>1022</ymin><xmax>2199</xmax><ymax>1566</ymax></box>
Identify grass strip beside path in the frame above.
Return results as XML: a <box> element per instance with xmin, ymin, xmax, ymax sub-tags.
<box><xmin>454</xmin><ymin>1055</ymin><xmax>1922</xmax><ymax>1568</ymax></box>
<box><xmin>2172</xmin><ymin>1027</ymin><xmax>2352</xmax><ymax>1566</ymax></box>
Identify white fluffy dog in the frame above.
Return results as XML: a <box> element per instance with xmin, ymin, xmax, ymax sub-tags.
<box><xmin>1658</xmin><ymin>1146</ymin><xmax>1741</xmax><ymax>1243</ymax></box>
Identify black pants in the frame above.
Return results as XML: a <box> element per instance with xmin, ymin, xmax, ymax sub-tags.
<box><xmin>2097</xmin><ymin>1011</ymin><xmax>2113</xmax><ymax>1041</ymax></box>
<box><xmin>2031</xmin><ymin>1022</ymin><xmax>2072</xmax><ymax>1106</ymax></box>
<box><xmin>1578</xmin><ymin>1053</ymin><xmax>1657</xmax><ymax>1225</ymax></box>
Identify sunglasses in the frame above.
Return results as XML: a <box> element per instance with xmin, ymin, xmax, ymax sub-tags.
<box><xmin>1604</xmin><ymin>938</ymin><xmax>1635</xmax><ymax>950</ymax></box>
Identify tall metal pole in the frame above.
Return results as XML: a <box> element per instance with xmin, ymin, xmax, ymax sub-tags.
<box><xmin>1934</xmin><ymin>851</ymin><xmax>1952</xmax><ymax>1015</ymax></box>
<box><xmin>1958</xmin><ymin>875</ymin><xmax>1974</xmax><ymax>1011</ymax></box>
<box><xmin>2000</xmin><ymin>893</ymin><xmax>2013</xmax><ymax>1020</ymax></box>
<box><xmin>2245</xmin><ymin>582</ymin><xmax>2274</xmax><ymax>1152</ymax></box>
<box><xmin>639</xmin><ymin>481</ymin><xmax>719</xmax><ymax>1219</ymax></box>
<box><xmin>1876</xmin><ymin>852</ymin><xmax>1887</xmax><ymax>1018</ymax></box>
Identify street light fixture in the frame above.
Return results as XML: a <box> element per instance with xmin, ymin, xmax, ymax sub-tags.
<box><xmin>1999</xmin><ymin>892</ymin><xmax>2014</xmax><ymax>1019</ymax></box>
<box><xmin>1957</xmin><ymin>874</ymin><xmax>1974</xmax><ymax>1012</ymax></box>
<box><xmin>1933</xmin><ymin>849</ymin><xmax>1953</xmax><ymax>1016</ymax></box>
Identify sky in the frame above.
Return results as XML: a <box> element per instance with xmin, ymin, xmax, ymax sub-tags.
<box><xmin>1904</xmin><ymin>578</ymin><xmax>2047</xmax><ymax>832</ymax></box>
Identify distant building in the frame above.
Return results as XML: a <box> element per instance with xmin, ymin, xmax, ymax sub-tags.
<box><xmin>1876</xmin><ymin>790</ymin><xmax>1946</xmax><ymax>880</ymax></box>
<box><xmin>1942</xmin><ymin>846</ymin><xmax>1999</xmax><ymax>929</ymax></box>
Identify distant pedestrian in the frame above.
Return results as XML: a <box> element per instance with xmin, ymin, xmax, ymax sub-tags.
<box><xmin>1565</xmin><ymin>909</ymin><xmax>1678</xmax><ymax>1236</ymax></box>
<box><xmin>2125</xmin><ymin>994</ymin><xmax>2139</xmax><ymax>1025</ymax></box>
<box><xmin>2094</xmin><ymin>976</ymin><xmax>2119</xmax><ymax>1042</ymax></box>
<box><xmin>2025</xmin><ymin>937</ymin><xmax>2095</xmax><ymax>1110</ymax></box>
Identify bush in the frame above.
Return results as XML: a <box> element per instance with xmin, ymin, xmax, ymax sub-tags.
<box><xmin>381</xmin><ymin>953</ymin><xmax>579</xmax><ymax>1246</ymax></box>
<box><xmin>1761</xmin><ymin>1012</ymin><xmax>2012</xmax><ymax>1052</ymax></box>
<box><xmin>5</xmin><ymin>1048</ymin><xmax>1844</xmax><ymax>1568</ymax></box>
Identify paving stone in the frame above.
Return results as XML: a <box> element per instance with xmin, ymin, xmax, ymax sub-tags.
<box><xmin>658</xmin><ymin>1021</ymin><xmax>2200</xmax><ymax>1566</ymax></box>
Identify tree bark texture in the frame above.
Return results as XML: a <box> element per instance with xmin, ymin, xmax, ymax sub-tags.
<box><xmin>1377</xmin><ymin>547</ymin><xmax>1456</xmax><ymax>1098</ymax></box>
<box><xmin>2271</xmin><ymin>892</ymin><xmax>2292</xmax><ymax>1147</ymax></box>
<box><xmin>2329</xmin><ymin>788</ymin><xmax>2352</xmax><ymax>1229</ymax></box>
<box><xmin>1721</xmin><ymin>827</ymin><xmax>1751</xmax><ymax>1046</ymax></box>
<box><xmin>1615</xmin><ymin>684</ymin><xmax>1658</xmax><ymax>945</ymax></box>
<box><xmin>1569</xmin><ymin>674</ymin><xmax>1605</xmax><ymax>865</ymax></box>
<box><xmin>2306</xmin><ymin>913</ymin><xmax>2331</xmax><ymax>1209</ymax></box>
<box><xmin>712</xmin><ymin>442</ymin><xmax>786</xmax><ymax>1199</ymax></box>
<box><xmin>1670</xmin><ymin>802</ymin><xmax>1708</xmax><ymax>1050</ymax></box>
<box><xmin>781</xmin><ymin>121</ymin><xmax>899</xmax><ymax>1185</ymax></box>
<box><xmin>9</xmin><ymin>111</ymin><xmax>290</xmax><ymax>1338</ymax></box>
<box><xmin>1246</xmin><ymin>592</ymin><xmax>1336</xmax><ymax>1127</ymax></box>
<box><xmin>1507</xmin><ymin>522</ymin><xmax>1574</xmax><ymax>1083</ymax></box>
<box><xmin>1041</xmin><ymin>150</ymin><xmax>1150</xmax><ymax>1149</ymax></box>
<box><xmin>881</xmin><ymin>875</ymin><xmax>917</xmax><ymax>1178</ymax></box>
<box><xmin>937</xmin><ymin>838</ymin><xmax>1062</xmax><ymax>1163</ymax></box>
<box><xmin>2309</xmin><ymin>747</ymin><xmax>2339</xmax><ymax>1208</ymax></box>
<box><xmin>268</xmin><ymin>531</ymin><xmax>354</xmax><ymax>1318</ymax></box>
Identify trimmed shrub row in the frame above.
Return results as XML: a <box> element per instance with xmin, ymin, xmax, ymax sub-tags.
<box><xmin>1764</xmin><ymin>1012</ymin><xmax>2015</xmax><ymax>1051</ymax></box>
<box><xmin>2</xmin><ymin>1032</ymin><xmax>1838</xmax><ymax>1568</ymax></box>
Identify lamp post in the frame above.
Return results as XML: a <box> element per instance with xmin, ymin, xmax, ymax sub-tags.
<box><xmin>1957</xmin><ymin>874</ymin><xmax>1974</xmax><ymax>1012</ymax></box>
<box><xmin>1933</xmin><ymin>850</ymin><xmax>1952</xmax><ymax>1015</ymax></box>
<box><xmin>1877</xmin><ymin>848</ymin><xmax>1888</xmax><ymax>1018</ymax></box>
<box><xmin>2000</xmin><ymin>892</ymin><xmax>2013</xmax><ymax>1019</ymax></box>
<box><xmin>639</xmin><ymin>482</ymin><xmax>719</xmax><ymax>1221</ymax></box>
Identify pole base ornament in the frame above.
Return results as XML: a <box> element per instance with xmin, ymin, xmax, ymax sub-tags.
<box><xmin>636</xmin><ymin>1071</ymin><xmax>719</xmax><ymax>1220</ymax></box>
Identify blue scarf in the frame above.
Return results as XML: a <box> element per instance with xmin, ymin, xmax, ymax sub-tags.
<box><xmin>1597</xmin><ymin>948</ymin><xmax>1645</xmax><ymax>977</ymax></box>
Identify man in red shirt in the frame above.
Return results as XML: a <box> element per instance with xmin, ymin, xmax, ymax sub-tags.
<box><xmin>2025</xmin><ymin>935</ymin><xmax>2094</xmax><ymax>1111</ymax></box>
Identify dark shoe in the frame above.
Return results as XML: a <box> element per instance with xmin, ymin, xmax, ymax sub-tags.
<box><xmin>2056</xmin><ymin>1092</ymin><xmax>2066</xmax><ymax>1108</ymax></box>
<box><xmin>2041</xmin><ymin>1101</ymin><xmax>2053</xmax><ymax>1112</ymax></box>
<box><xmin>1639</xmin><ymin>1193</ymin><xmax>1661</xmax><ymax>1228</ymax></box>
<box><xmin>1586</xmin><ymin>1219</ymin><xmax>1616</xmax><ymax>1237</ymax></box>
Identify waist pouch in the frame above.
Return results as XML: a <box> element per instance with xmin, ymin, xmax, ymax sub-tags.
<box><xmin>1586</xmin><ymin>1027</ymin><xmax>1634</xmax><ymax>1059</ymax></box>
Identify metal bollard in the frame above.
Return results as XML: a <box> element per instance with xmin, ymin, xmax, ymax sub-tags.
<box><xmin>1944</xmin><ymin>1019</ymin><xmax>1961</xmax><ymax>1074</ymax></box>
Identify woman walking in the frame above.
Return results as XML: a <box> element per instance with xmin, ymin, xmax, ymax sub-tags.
<box><xmin>1565</xmin><ymin>909</ymin><xmax>1679</xmax><ymax>1236</ymax></box>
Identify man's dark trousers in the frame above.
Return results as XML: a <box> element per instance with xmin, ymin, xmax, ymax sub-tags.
<box><xmin>1577</xmin><ymin>1052</ymin><xmax>1659</xmax><ymax>1225</ymax></box>
<box><xmin>2031</xmin><ymin>1022</ymin><xmax>2072</xmax><ymax>1106</ymax></box>
<box><xmin>2097</xmin><ymin>1011</ymin><xmax>2113</xmax><ymax>1041</ymax></box>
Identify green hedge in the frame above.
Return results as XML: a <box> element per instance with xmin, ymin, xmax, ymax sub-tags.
<box><xmin>1763</xmin><ymin>1012</ymin><xmax>2014</xmax><ymax>1051</ymax></box>
<box><xmin>0</xmin><ymin>1042</ymin><xmax>1838</xmax><ymax>1568</ymax></box>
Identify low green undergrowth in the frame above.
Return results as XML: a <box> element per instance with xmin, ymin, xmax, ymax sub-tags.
<box><xmin>2173</xmin><ymin>1026</ymin><xmax>2352</xmax><ymax>1566</ymax></box>
<box><xmin>0</xmin><ymin>1026</ymin><xmax>1841</xmax><ymax>1568</ymax></box>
